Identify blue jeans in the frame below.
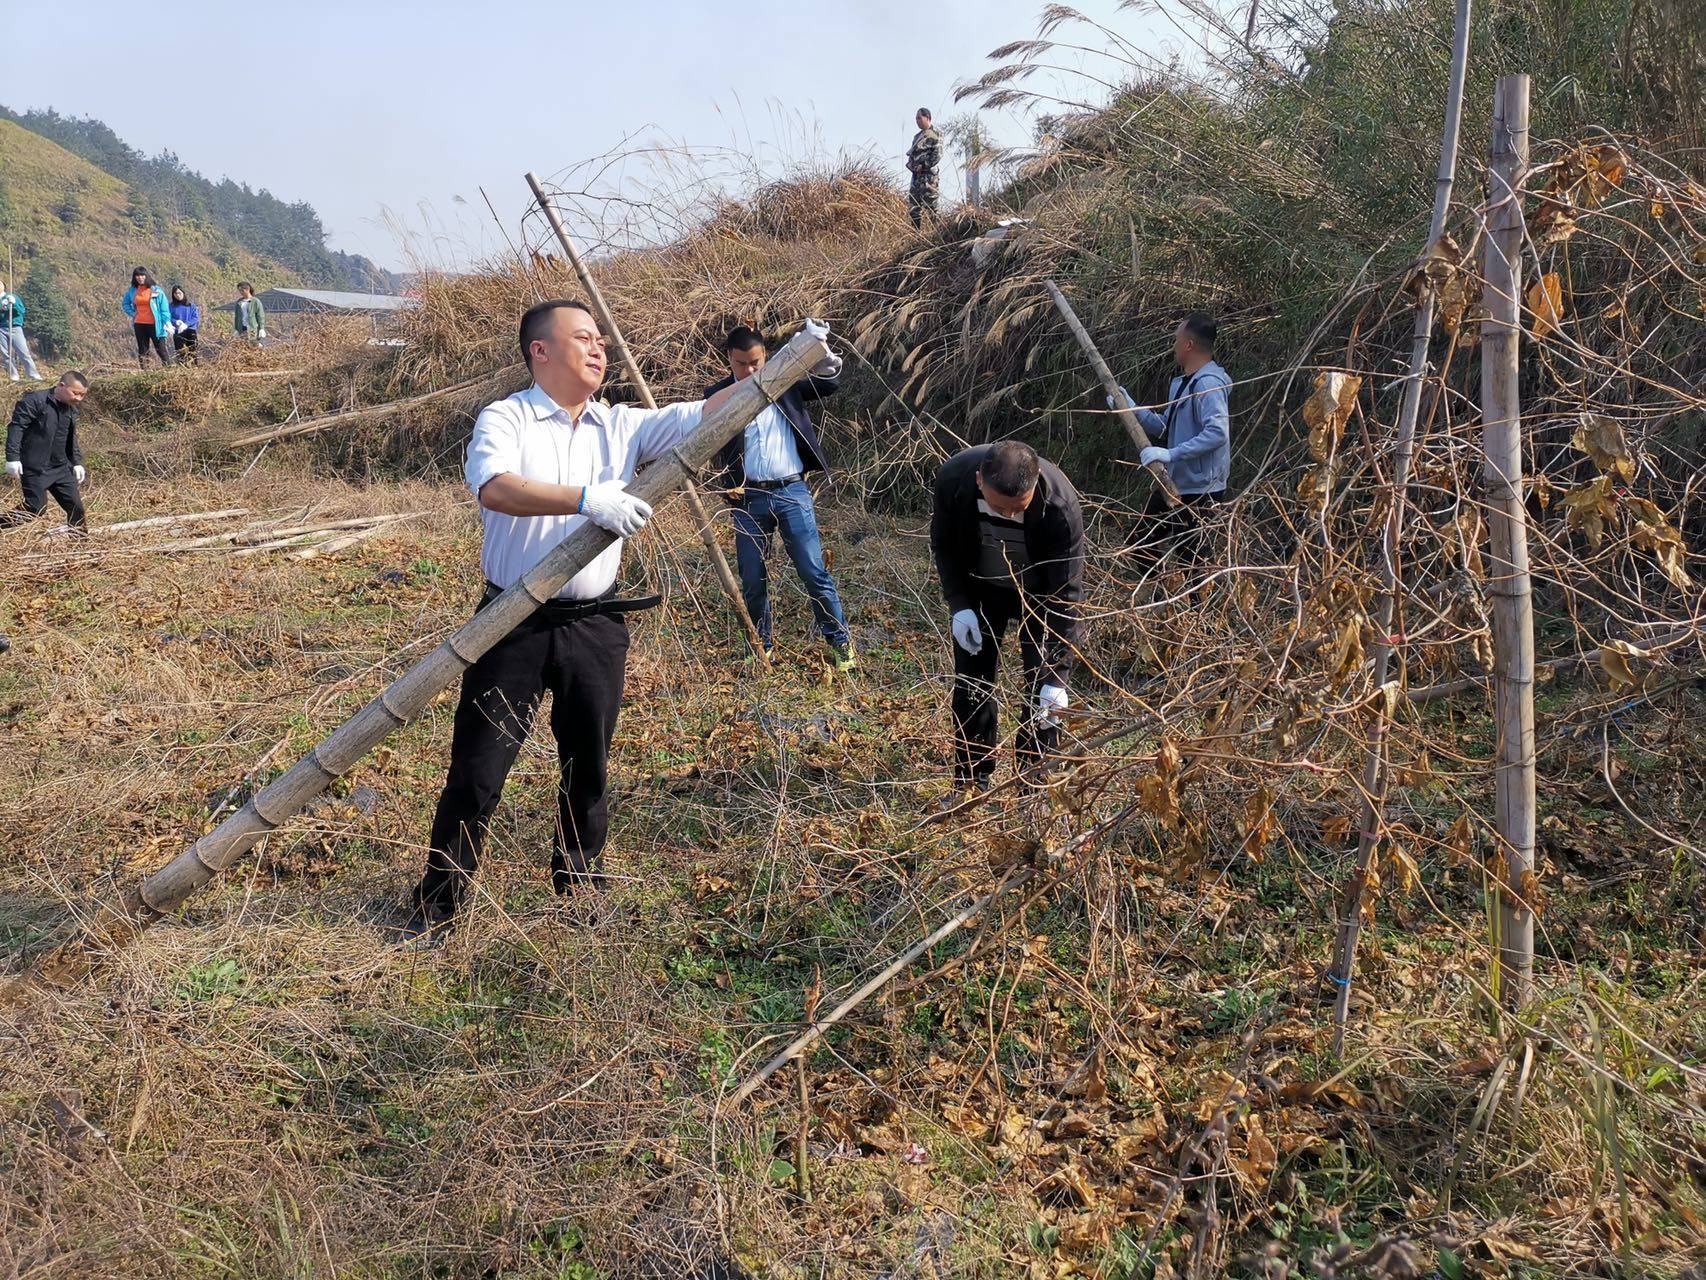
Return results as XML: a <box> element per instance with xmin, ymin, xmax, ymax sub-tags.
<box><xmin>732</xmin><ymin>481</ymin><xmax>849</xmax><ymax>649</ymax></box>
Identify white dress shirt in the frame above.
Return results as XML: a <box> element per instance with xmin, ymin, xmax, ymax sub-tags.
<box><xmin>741</xmin><ymin>403</ymin><xmax>804</xmax><ymax>483</ymax></box>
<box><xmin>464</xmin><ymin>383</ymin><xmax>704</xmax><ymax>599</ymax></box>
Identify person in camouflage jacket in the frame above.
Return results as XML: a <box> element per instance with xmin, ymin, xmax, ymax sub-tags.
<box><xmin>906</xmin><ymin>108</ymin><xmax>941</xmax><ymax>228</ymax></box>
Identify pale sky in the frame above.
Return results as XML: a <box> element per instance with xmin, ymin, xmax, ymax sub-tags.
<box><xmin>3</xmin><ymin>0</ymin><xmax>1173</xmax><ymax>272</ymax></box>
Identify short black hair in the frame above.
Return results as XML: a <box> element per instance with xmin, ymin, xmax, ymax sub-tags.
<box><xmin>237</xmin><ymin>281</ymin><xmax>253</xmax><ymax>293</ymax></box>
<box><xmin>1180</xmin><ymin>311</ymin><xmax>1217</xmax><ymax>351</ymax></box>
<box><xmin>519</xmin><ymin>298</ymin><xmax>595</xmax><ymax>371</ymax></box>
<box><xmin>60</xmin><ymin>371</ymin><xmax>89</xmax><ymax>388</ymax></box>
<box><xmin>917</xmin><ymin>107</ymin><xmax>933</xmax><ymax>121</ymax></box>
<box><xmin>980</xmin><ymin>440</ymin><xmax>1040</xmax><ymax>497</ymax></box>
<box><xmin>723</xmin><ymin>325</ymin><xmax>766</xmax><ymax>354</ymax></box>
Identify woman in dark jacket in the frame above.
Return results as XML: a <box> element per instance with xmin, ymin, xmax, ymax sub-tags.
<box><xmin>169</xmin><ymin>286</ymin><xmax>200</xmax><ymax>363</ymax></box>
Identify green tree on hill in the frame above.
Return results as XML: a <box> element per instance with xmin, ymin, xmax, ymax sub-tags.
<box><xmin>21</xmin><ymin>260</ymin><xmax>72</xmax><ymax>358</ymax></box>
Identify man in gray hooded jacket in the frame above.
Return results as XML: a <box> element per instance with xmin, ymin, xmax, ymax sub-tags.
<box><xmin>1111</xmin><ymin>311</ymin><xmax>1230</xmax><ymax>564</ymax></box>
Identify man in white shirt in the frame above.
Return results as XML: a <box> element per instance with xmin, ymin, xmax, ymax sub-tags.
<box><xmin>411</xmin><ymin>298</ymin><xmax>745</xmax><ymax>929</ymax></box>
<box><xmin>706</xmin><ymin>325</ymin><xmax>854</xmax><ymax>671</ymax></box>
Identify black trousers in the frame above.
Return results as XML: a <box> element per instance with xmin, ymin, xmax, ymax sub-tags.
<box><xmin>1132</xmin><ymin>488</ymin><xmax>1224</xmax><ymax>571</ymax></box>
<box><xmin>134</xmin><ymin>323</ymin><xmax>172</xmax><ymax>367</ymax></box>
<box><xmin>951</xmin><ymin>587</ymin><xmax>1060</xmax><ymax>784</ymax></box>
<box><xmin>415</xmin><ymin>607</ymin><xmax>629</xmax><ymax>916</ymax></box>
<box><xmin>172</xmin><ymin>329</ymin><xmax>198</xmax><ymax>362</ymax></box>
<box><xmin>19</xmin><ymin>466</ymin><xmax>85</xmax><ymax>528</ymax></box>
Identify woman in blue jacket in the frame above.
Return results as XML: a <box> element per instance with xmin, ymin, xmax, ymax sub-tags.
<box><xmin>121</xmin><ymin>266</ymin><xmax>173</xmax><ymax>368</ymax></box>
<box><xmin>169</xmin><ymin>285</ymin><xmax>200</xmax><ymax>363</ymax></box>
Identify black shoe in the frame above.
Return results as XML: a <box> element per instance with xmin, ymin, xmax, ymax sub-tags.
<box><xmin>937</xmin><ymin>776</ymin><xmax>993</xmax><ymax>814</ymax></box>
<box><xmin>392</xmin><ymin>901</ymin><xmax>455</xmax><ymax>946</ymax></box>
<box><xmin>0</xmin><ymin>633</ymin><xmax>10</xmax><ymax>656</ymax></box>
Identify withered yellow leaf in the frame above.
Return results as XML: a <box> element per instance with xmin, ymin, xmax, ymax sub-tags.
<box><xmin>1301</xmin><ymin>371</ymin><xmax>1362</xmax><ymax>462</ymax></box>
<box><xmin>1570</xmin><ymin>414</ymin><xmax>1635</xmax><ymax>480</ymax></box>
<box><xmin>1527</xmin><ymin>272</ymin><xmax>1566</xmax><ymax>340</ymax></box>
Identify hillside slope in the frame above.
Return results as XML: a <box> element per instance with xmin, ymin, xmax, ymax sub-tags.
<box><xmin>0</xmin><ymin>119</ymin><xmax>307</xmax><ymax>365</ymax></box>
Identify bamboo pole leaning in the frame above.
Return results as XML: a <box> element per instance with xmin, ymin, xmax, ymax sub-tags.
<box><xmin>1481</xmin><ymin>73</ymin><xmax>1537</xmax><ymax>1007</ymax></box>
<box><xmin>229</xmin><ymin>368</ymin><xmax>521</xmax><ymax>448</ymax></box>
<box><xmin>525</xmin><ymin>171</ymin><xmax>771</xmax><ymax>666</ymax></box>
<box><xmin>4</xmin><ymin>323</ymin><xmax>832</xmax><ymax>996</ymax></box>
<box><xmin>1327</xmin><ymin>0</ymin><xmax>1474</xmax><ymax>1049</ymax></box>
<box><xmin>1044</xmin><ymin>280</ymin><xmax>1182</xmax><ymax>508</ymax></box>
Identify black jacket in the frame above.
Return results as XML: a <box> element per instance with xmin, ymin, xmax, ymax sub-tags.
<box><xmin>6</xmin><ymin>389</ymin><xmax>83</xmax><ymax>475</ymax></box>
<box><xmin>704</xmin><ymin>372</ymin><xmax>840</xmax><ymax>489</ymax></box>
<box><xmin>931</xmin><ymin>444</ymin><xmax>1086</xmax><ymax>683</ymax></box>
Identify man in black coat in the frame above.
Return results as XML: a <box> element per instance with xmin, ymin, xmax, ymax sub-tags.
<box><xmin>6</xmin><ymin>371</ymin><xmax>90</xmax><ymax>530</ymax></box>
<box><xmin>706</xmin><ymin>325</ymin><xmax>855</xmax><ymax>670</ymax></box>
<box><xmin>930</xmin><ymin>440</ymin><xmax>1086</xmax><ymax>795</ymax></box>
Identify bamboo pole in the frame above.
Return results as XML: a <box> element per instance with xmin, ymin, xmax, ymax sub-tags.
<box><xmin>726</xmin><ymin>868</ymin><xmax>1037</xmax><ymax>1107</ymax></box>
<box><xmin>1328</xmin><ymin>0</ymin><xmax>1474</xmax><ymax>1048</ymax></box>
<box><xmin>1482</xmin><ymin>73</ymin><xmax>1536</xmax><ymax>1007</ymax></box>
<box><xmin>229</xmin><ymin>369</ymin><xmax>518</xmax><ymax>448</ymax></box>
<box><xmin>1043</xmin><ymin>280</ymin><xmax>1182</xmax><ymax>508</ymax></box>
<box><xmin>525</xmin><ymin>172</ymin><xmax>770</xmax><ymax>666</ymax></box>
<box><xmin>90</xmin><ymin>508</ymin><xmax>251</xmax><ymax>535</ymax></box>
<box><xmin>7</xmin><ymin>324</ymin><xmax>832</xmax><ymax>993</ymax></box>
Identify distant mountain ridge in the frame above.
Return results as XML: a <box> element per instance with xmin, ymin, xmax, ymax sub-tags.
<box><xmin>0</xmin><ymin>106</ymin><xmax>399</xmax><ymax>295</ymax></box>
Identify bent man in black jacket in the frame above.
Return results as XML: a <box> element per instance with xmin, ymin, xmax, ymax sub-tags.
<box><xmin>6</xmin><ymin>372</ymin><xmax>90</xmax><ymax>530</ymax></box>
<box><xmin>930</xmin><ymin>441</ymin><xmax>1085</xmax><ymax>795</ymax></box>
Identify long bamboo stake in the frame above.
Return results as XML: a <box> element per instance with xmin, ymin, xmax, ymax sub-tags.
<box><xmin>725</xmin><ymin>868</ymin><xmax>1037</xmax><ymax>1107</ymax></box>
<box><xmin>229</xmin><ymin>369</ymin><xmax>519</xmax><ymax>448</ymax></box>
<box><xmin>1044</xmin><ymin>280</ymin><xmax>1182</xmax><ymax>508</ymax></box>
<box><xmin>1328</xmin><ymin>0</ymin><xmax>1474</xmax><ymax>1049</ymax></box>
<box><xmin>90</xmin><ymin>508</ymin><xmax>251</xmax><ymax>535</ymax></box>
<box><xmin>1482</xmin><ymin>73</ymin><xmax>1536</xmax><ymax>1007</ymax></box>
<box><xmin>6</xmin><ymin>324</ymin><xmax>831</xmax><ymax>994</ymax></box>
<box><xmin>525</xmin><ymin>172</ymin><xmax>770</xmax><ymax>666</ymax></box>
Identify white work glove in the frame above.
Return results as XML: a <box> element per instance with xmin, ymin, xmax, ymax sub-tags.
<box><xmin>1037</xmin><ymin>683</ymin><xmax>1069</xmax><ymax>727</ymax></box>
<box><xmin>951</xmin><ymin>608</ymin><xmax>983</xmax><ymax>655</ymax></box>
<box><xmin>801</xmin><ymin>317</ymin><xmax>829</xmax><ymax>345</ymax></box>
<box><xmin>812</xmin><ymin>350</ymin><xmax>843</xmax><ymax>379</ymax></box>
<box><xmin>257</xmin><ymin>328</ymin><xmax>266</xmax><ymax>339</ymax></box>
<box><xmin>579</xmin><ymin>479</ymin><xmax>653</xmax><ymax>539</ymax></box>
<box><xmin>1106</xmin><ymin>385</ymin><xmax>1135</xmax><ymax>411</ymax></box>
<box><xmin>74</xmin><ymin>465</ymin><xmax>86</xmax><ymax>484</ymax></box>
<box><xmin>1140</xmin><ymin>445</ymin><xmax>1172</xmax><ymax>466</ymax></box>
<box><xmin>5</xmin><ymin>460</ymin><xmax>21</xmax><ymax>481</ymax></box>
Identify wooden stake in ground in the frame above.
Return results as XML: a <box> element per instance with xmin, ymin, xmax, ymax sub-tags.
<box><xmin>525</xmin><ymin>171</ymin><xmax>771</xmax><ymax>666</ymax></box>
<box><xmin>1481</xmin><ymin>73</ymin><xmax>1536</xmax><ymax>1007</ymax></box>
<box><xmin>1044</xmin><ymin>280</ymin><xmax>1181</xmax><ymax>508</ymax></box>
<box><xmin>6</xmin><ymin>325</ymin><xmax>832</xmax><ymax>994</ymax></box>
<box><xmin>1328</xmin><ymin>0</ymin><xmax>1474</xmax><ymax>1049</ymax></box>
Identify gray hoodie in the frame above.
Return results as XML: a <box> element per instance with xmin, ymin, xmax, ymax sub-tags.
<box><xmin>1134</xmin><ymin>359</ymin><xmax>1231</xmax><ymax>495</ymax></box>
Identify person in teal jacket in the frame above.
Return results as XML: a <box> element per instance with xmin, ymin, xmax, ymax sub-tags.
<box><xmin>122</xmin><ymin>266</ymin><xmax>173</xmax><ymax>368</ymax></box>
<box><xmin>0</xmin><ymin>277</ymin><xmax>44</xmax><ymax>382</ymax></box>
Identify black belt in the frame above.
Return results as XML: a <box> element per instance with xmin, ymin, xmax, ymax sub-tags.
<box><xmin>480</xmin><ymin>583</ymin><xmax>663</xmax><ymax>621</ymax></box>
<box><xmin>743</xmin><ymin>474</ymin><xmax>803</xmax><ymax>492</ymax></box>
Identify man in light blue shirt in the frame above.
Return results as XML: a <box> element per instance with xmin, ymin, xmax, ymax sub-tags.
<box><xmin>707</xmin><ymin>325</ymin><xmax>854</xmax><ymax>671</ymax></box>
<box><xmin>1110</xmin><ymin>312</ymin><xmax>1232</xmax><ymax>565</ymax></box>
